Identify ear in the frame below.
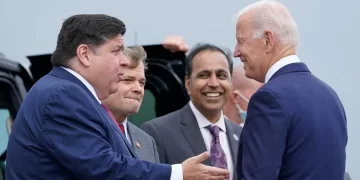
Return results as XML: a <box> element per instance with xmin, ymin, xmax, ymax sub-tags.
<box><xmin>76</xmin><ymin>44</ymin><xmax>91</xmax><ymax>67</ymax></box>
<box><xmin>264</xmin><ymin>30</ymin><xmax>275</xmax><ymax>53</ymax></box>
<box><xmin>231</xmin><ymin>90</ymin><xmax>239</xmax><ymax>104</ymax></box>
<box><xmin>185</xmin><ymin>76</ymin><xmax>191</xmax><ymax>96</ymax></box>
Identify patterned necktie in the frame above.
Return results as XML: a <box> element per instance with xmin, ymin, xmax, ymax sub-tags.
<box><xmin>101</xmin><ymin>104</ymin><xmax>125</xmax><ymax>134</ymax></box>
<box><xmin>208</xmin><ymin>125</ymin><xmax>229</xmax><ymax>172</ymax></box>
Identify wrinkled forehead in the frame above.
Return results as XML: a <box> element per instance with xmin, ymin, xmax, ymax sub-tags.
<box><xmin>123</xmin><ymin>63</ymin><xmax>146</xmax><ymax>79</ymax></box>
<box><xmin>236</xmin><ymin>14</ymin><xmax>253</xmax><ymax>37</ymax></box>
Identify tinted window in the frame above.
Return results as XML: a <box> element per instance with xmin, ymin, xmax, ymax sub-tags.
<box><xmin>0</xmin><ymin>109</ymin><xmax>9</xmax><ymax>154</ymax></box>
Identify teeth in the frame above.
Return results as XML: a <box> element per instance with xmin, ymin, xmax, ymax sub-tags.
<box><xmin>205</xmin><ymin>93</ymin><xmax>220</xmax><ymax>97</ymax></box>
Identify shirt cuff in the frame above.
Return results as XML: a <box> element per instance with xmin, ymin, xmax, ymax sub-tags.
<box><xmin>170</xmin><ymin>164</ymin><xmax>183</xmax><ymax>180</ymax></box>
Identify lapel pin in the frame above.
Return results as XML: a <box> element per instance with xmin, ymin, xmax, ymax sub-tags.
<box><xmin>233</xmin><ymin>134</ymin><xmax>239</xmax><ymax>141</ymax></box>
<box><xmin>135</xmin><ymin>141</ymin><xmax>141</xmax><ymax>149</ymax></box>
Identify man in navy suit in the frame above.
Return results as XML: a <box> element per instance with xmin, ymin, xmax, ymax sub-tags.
<box><xmin>233</xmin><ymin>1</ymin><xmax>347</xmax><ymax>179</ymax></box>
<box><xmin>6</xmin><ymin>14</ymin><xmax>230</xmax><ymax>180</ymax></box>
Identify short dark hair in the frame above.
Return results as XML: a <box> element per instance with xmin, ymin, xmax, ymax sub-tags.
<box><xmin>51</xmin><ymin>14</ymin><xmax>126</xmax><ymax>67</ymax></box>
<box><xmin>185</xmin><ymin>43</ymin><xmax>233</xmax><ymax>78</ymax></box>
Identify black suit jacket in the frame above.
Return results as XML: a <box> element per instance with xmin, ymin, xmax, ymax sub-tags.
<box><xmin>141</xmin><ymin>103</ymin><xmax>242</xmax><ymax>180</ymax></box>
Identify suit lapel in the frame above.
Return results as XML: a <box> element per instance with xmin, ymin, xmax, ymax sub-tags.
<box><xmin>126</xmin><ymin>123</ymin><xmax>140</xmax><ymax>153</ymax></box>
<box><xmin>50</xmin><ymin>67</ymin><xmax>138</xmax><ymax>158</ymax></box>
<box><xmin>99</xmin><ymin>107</ymin><xmax>138</xmax><ymax>158</ymax></box>
<box><xmin>180</xmin><ymin>104</ymin><xmax>212</xmax><ymax>166</ymax></box>
<box><xmin>225</xmin><ymin>119</ymin><xmax>240</xmax><ymax>166</ymax></box>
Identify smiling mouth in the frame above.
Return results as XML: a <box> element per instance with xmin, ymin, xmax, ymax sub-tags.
<box><xmin>204</xmin><ymin>93</ymin><xmax>221</xmax><ymax>97</ymax></box>
<box><xmin>116</xmin><ymin>75</ymin><xmax>122</xmax><ymax>82</ymax></box>
<box><xmin>126</xmin><ymin>97</ymin><xmax>140</xmax><ymax>101</ymax></box>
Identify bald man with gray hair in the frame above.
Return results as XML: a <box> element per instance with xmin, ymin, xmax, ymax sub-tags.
<box><xmin>233</xmin><ymin>0</ymin><xmax>347</xmax><ymax>179</ymax></box>
<box><xmin>223</xmin><ymin>64</ymin><xmax>262</xmax><ymax>127</ymax></box>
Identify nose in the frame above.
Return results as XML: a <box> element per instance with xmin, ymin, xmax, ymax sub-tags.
<box><xmin>132</xmin><ymin>82</ymin><xmax>142</xmax><ymax>94</ymax></box>
<box><xmin>233</xmin><ymin>44</ymin><xmax>241</xmax><ymax>58</ymax></box>
<box><xmin>119</xmin><ymin>52</ymin><xmax>130</xmax><ymax>67</ymax></box>
<box><xmin>208</xmin><ymin>74</ymin><xmax>220</xmax><ymax>88</ymax></box>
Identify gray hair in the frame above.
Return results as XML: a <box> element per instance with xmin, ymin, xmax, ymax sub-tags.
<box><xmin>123</xmin><ymin>46</ymin><xmax>148</xmax><ymax>70</ymax></box>
<box><xmin>236</xmin><ymin>0</ymin><xmax>299</xmax><ymax>46</ymax></box>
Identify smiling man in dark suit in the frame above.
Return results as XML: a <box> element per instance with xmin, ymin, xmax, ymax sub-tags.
<box><xmin>233</xmin><ymin>1</ymin><xmax>347</xmax><ymax>179</ymax></box>
<box><xmin>142</xmin><ymin>41</ymin><xmax>242</xmax><ymax>180</ymax></box>
<box><xmin>102</xmin><ymin>46</ymin><xmax>160</xmax><ymax>163</ymax></box>
<box><xmin>5</xmin><ymin>14</ymin><xmax>230</xmax><ymax>180</ymax></box>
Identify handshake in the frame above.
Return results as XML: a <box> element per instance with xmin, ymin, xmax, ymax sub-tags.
<box><xmin>181</xmin><ymin>152</ymin><xmax>230</xmax><ymax>180</ymax></box>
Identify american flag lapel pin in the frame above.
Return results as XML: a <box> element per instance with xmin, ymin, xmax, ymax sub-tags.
<box><xmin>233</xmin><ymin>134</ymin><xmax>239</xmax><ymax>141</ymax></box>
<box><xmin>135</xmin><ymin>141</ymin><xmax>141</xmax><ymax>149</ymax></box>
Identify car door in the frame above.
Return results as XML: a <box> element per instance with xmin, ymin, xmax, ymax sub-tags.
<box><xmin>0</xmin><ymin>55</ymin><xmax>33</xmax><ymax>179</ymax></box>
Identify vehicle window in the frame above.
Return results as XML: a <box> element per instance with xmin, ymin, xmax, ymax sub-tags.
<box><xmin>128</xmin><ymin>90</ymin><xmax>156</xmax><ymax>127</ymax></box>
<box><xmin>0</xmin><ymin>78</ymin><xmax>20</xmax><ymax>170</ymax></box>
<box><xmin>0</xmin><ymin>109</ymin><xmax>9</xmax><ymax>154</ymax></box>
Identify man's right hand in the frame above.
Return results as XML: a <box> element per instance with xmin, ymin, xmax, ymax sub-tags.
<box><xmin>182</xmin><ymin>152</ymin><xmax>230</xmax><ymax>180</ymax></box>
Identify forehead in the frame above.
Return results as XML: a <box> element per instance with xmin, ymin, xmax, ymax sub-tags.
<box><xmin>123</xmin><ymin>62</ymin><xmax>145</xmax><ymax>78</ymax></box>
<box><xmin>102</xmin><ymin>34</ymin><xmax>124</xmax><ymax>47</ymax></box>
<box><xmin>236</xmin><ymin>14</ymin><xmax>253</xmax><ymax>37</ymax></box>
<box><xmin>192</xmin><ymin>50</ymin><xmax>229</xmax><ymax>73</ymax></box>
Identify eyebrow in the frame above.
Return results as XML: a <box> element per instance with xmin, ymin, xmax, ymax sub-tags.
<box><xmin>114</xmin><ymin>45</ymin><xmax>124</xmax><ymax>51</ymax></box>
<box><xmin>237</xmin><ymin>35</ymin><xmax>245</xmax><ymax>41</ymax></box>
<box><xmin>122</xmin><ymin>75</ymin><xmax>146</xmax><ymax>81</ymax></box>
<box><xmin>197</xmin><ymin>69</ymin><xmax>229</xmax><ymax>74</ymax></box>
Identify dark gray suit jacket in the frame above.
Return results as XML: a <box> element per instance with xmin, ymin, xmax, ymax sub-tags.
<box><xmin>127</xmin><ymin>122</ymin><xmax>159</xmax><ymax>163</ymax></box>
<box><xmin>141</xmin><ymin>103</ymin><xmax>242</xmax><ymax>180</ymax></box>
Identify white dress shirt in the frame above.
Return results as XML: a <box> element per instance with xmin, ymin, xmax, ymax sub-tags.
<box><xmin>122</xmin><ymin>118</ymin><xmax>132</xmax><ymax>145</ymax></box>
<box><xmin>189</xmin><ymin>101</ymin><xmax>234</xmax><ymax>180</ymax></box>
<box><xmin>61</xmin><ymin>67</ymin><xmax>183</xmax><ymax>180</ymax></box>
<box><xmin>265</xmin><ymin>55</ymin><xmax>301</xmax><ymax>83</ymax></box>
<box><xmin>239</xmin><ymin>122</ymin><xmax>244</xmax><ymax>127</ymax></box>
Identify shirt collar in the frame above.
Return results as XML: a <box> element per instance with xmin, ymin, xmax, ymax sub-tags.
<box><xmin>61</xmin><ymin>66</ymin><xmax>101</xmax><ymax>104</ymax></box>
<box><xmin>189</xmin><ymin>101</ymin><xmax>226</xmax><ymax>132</ymax></box>
<box><xmin>122</xmin><ymin>118</ymin><xmax>128</xmax><ymax>127</ymax></box>
<box><xmin>264</xmin><ymin>55</ymin><xmax>300</xmax><ymax>83</ymax></box>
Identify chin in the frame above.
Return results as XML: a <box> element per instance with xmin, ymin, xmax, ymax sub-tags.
<box><xmin>203</xmin><ymin>103</ymin><xmax>224</xmax><ymax>112</ymax></box>
<box><xmin>126</xmin><ymin>108</ymin><xmax>140</xmax><ymax>115</ymax></box>
<box><xmin>124</xmin><ymin>103</ymin><xmax>140</xmax><ymax>114</ymax></box>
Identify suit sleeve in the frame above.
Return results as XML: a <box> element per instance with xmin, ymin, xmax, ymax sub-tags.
<box><xmin>141</xmin><ymin>121</ymin><xmax>183</xmax><ymax>180</ymax></box>
<box><xmin>40</xmin><ymin>84</ymin><xmax>171</xmax><ymax>180</ymax></box>
<box><xmin>141</xmin><ymin>121</ymin><xmax>167</xmax><ymax>163</ymax></box>
<box><xmin>238</xmin><ymin>89</ymin><xmax>289</xmax><ymax>180</ymax></box>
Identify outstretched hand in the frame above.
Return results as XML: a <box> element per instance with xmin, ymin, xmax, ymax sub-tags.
<box><xmin>182</xmin><ymin>152</ymin><xmax>230</xmax><ymax>180</ymax></box>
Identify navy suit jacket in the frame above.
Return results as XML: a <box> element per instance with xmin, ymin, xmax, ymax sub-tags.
<box><xmin>237</xmin><ymin>63</ymin><xmax>347</xmax><ymax>180</ymax></box>
<box><xmin>6</xmin><ymin>67</ymin><xmax>171</xmax><ymax>180</ymax></box>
